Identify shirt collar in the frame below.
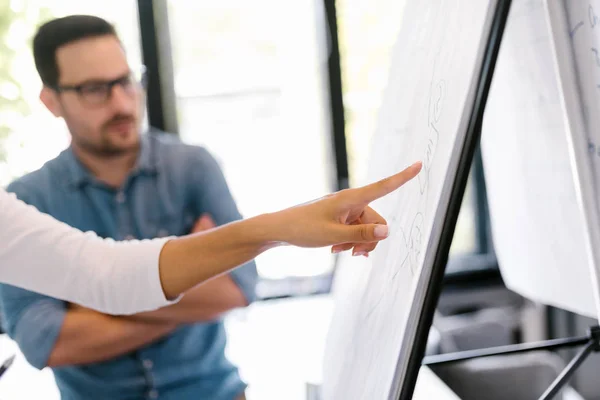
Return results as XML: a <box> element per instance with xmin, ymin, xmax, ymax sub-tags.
<box><xmin>135</xmin><ymin>133</ymin><xmax>159</xmax><ymax>175</ymax></box>
<box><xmin>63</xmin><ymin>133</ymin><xmax>159</xmax><ymax>189</ymax></box>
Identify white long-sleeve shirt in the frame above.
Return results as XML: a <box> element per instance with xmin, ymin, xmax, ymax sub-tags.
<box><xmin>0</xmin><ymin>189</ymin><xmax>174</xmax><ymax>314</ymax></box>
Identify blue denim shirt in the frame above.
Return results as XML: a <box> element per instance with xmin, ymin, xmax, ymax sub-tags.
<box><xmin>0</xmin><ymin>132</ymin><xmax>258</xmax><ymax>400</ymax></box>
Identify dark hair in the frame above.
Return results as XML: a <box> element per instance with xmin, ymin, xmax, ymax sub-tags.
<box><xmin>33</xmin><ymin>15</ymin><xmax>118</xmax><ymax>87</ymax></box>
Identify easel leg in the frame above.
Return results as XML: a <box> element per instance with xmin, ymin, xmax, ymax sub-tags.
<box><xmin>422</xmin><ymin>335</ymin><xmax>589</xmax><ymax>366</ymax></box>
<box><xmin>538</xmin><ymin>340</ymin><xmax>595</xmax><ymax>400</ymax></box>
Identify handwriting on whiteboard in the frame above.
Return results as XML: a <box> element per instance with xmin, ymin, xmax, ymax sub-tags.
<box><xmin>589</xmin><ymin>4</ymin><xmax>599</xmax><ymax>27</ymax></box>
<box><xmin>571</xmin><ymin>21</ymin><xmax>585</xmax><ymax>37</ymax></box>
<box><xmin>358</xmin><ymin>65</ymin><xmax>446</xmax><ymax>330</ymax></box>
<box><xmin>570</xmin><ymin>3</ymin><xmax>600</xmax><ymax>88</ymax></box>
<box><xmin>419</xmin><ymin>79</ymin><xmax>445</xmax><ymax>194</ymax></box>
<box><xmin>400</xmin><ymin>212</ymin><xmax>425</xmax><ymax>276</ymax></box>
<box><xmin>592</xmin><ymin>47</ymin><xmax>600</xmax><ymax>66</ymax></box>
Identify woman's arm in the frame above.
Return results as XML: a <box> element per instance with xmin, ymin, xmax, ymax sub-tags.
<box><xmin>158</xmin><ymin>161</ymin><xmax>421</xmax><ymax>298</ymax></box>
<box><xmin>0</xmin><ymin>189</ymin><xmax>172</xmax><ymax>314</ymax></box>
<box><xmin>0</xmin><ymin>162</ymin><xmax>421</xmax><ymax>314</ymax></box>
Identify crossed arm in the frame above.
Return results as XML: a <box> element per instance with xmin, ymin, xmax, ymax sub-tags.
<box><xmin>50</xmin><ymin>215</ymin><xmax>250</xmax><ymax>367</ymax></box>
<box><xmin>48</xmin><ymin>272</ymin><xmax>246</xmax><ymax>367</ymax></box>
<box><xmin>127</xmin><ymin>214</ymin><xmax>250</xmax><ymax>323</ymax></box>
<box><xmin>127</xmin><ymin>273</ymin><xmax>247</xmax><ymax>323</ymax></box>
<box><xmin>0</xmin><ymin>162</ymin><xmax>421</xmax><ymax>368</ymax></box>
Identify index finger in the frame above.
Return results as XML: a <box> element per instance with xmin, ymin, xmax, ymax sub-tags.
<box><xmin>357</xmin><ymin>161</ymin><xmax>422</xmax><ymax>203</ymax></box>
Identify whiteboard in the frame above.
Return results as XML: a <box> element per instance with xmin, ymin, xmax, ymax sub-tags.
<box><xmin>544</xmin><ymin>0</ymin><xmax>600</xmax><ymax>320</ymax></box>
<box><xmin>322</xmin><ymin>0</ymin><xmax>503</xmax><ymax>399</ymax></box>
<box><xmin>481</xmin><ymin>0</ymin><xmax>597</xmax><ymax>318</ymax></box>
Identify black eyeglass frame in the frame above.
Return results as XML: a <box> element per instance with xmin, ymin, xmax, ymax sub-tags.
<box><xmin>51</xmin><ymin>65</ymin><xmax>148</xmax><ymax>107</ymax></box>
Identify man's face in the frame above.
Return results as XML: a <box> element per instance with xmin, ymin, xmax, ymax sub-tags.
<box><xmin>49</xmin><ymin>35</ymin><xmax>144</xmax><ymax>157</ymax></box>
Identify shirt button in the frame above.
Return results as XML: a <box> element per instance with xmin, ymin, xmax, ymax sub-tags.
<box><xmin>148</xmin><ymin>389</ymin><xmax>158</xmax><ymax>399</ymax></box>
<box><xmin>143</xmin><ymin>359</ymin><xmax>153</xmax><ymax>369</ymax></box>
<box><xmin>116</xmin><ymin>191</ymin><xmax>126</xmax><ymax>203</ymax></box>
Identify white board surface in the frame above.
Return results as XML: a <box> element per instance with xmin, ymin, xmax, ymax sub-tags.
<box><xmin>321</xmin><ymin>1</ymin><xmax>500</xmax><ymax>398</ymax></box>
<box><xmin>481</xmin><ymin>0</ymin><xmax>598</xmax><ymax>318</ymax></box>
<box><xmin>545</xmin><ymin>0</ymin><xmax>600</xmax><ymax>320</ymax></box>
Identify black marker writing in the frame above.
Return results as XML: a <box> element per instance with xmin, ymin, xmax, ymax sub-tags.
<box><xmin>588</xmin><ymin>141</ymin><xmax>600</xmax><ymax>157</ymax></box>
<box><xmin>419</xmin><ymin>79</ymin><xmax>444</xmax><ymax>194</ymax></box>
<box><xmin>407</xmin><ymin>212</ymin><xmax>425</xmax><ymax>275</ymax></box>
<box><xmin>592</xmin><ymin>48</ymin><xmax>600</xmax><ymax>67</ymax></box>
<box><xmin>590</xmin><ymin>4</ymin><xmax>599</xmax><ymax>28</ymax></box>
<box><xmin>570</xmin><ymin>20</ymin><xmax>584</xmax><ymax>37</ymax></box>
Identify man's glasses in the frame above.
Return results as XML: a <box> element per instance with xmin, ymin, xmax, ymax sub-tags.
<box><xmin>52</xmin><ymin>66</ymin><xmax>147</xmax><ymax>108</ymax></box>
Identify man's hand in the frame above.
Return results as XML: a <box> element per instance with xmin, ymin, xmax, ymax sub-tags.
<box><xmin>271</xmin><ymin>161</ymin><xmax>422</xmax><ymax>256</ymax></box>
<box><xmin>191</xmin><ymin>213</ymin><xmax>216</xmax><ymax>233</ymax></box>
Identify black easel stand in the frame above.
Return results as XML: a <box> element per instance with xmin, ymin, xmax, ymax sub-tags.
<box><xmin>422</xmin><ymin>325</ymin><xmax>600</xmax><ymax>400</ymax></box>
<box><xmin>0</xmin><ymin>353</ymin><xmax>15</xmax><ymax>380</ymax></box>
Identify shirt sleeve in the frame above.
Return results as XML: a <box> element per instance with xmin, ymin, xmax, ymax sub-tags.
<box><xmin>0</xmin><ymin>188</ymin><xmax>178</xmax><ymax>315</ymax></box>
<box><xmin>0</xmin><ymin>284</ymin><xmax>67</xmax><ymax>369</ymax></box>
<box><xmin>192</xmin><ymin>147</ymin><xmax>259</xmax><ymax>303</ymax></box>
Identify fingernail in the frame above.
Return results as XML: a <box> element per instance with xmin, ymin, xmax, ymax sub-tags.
<box><xmin>353</xmin><ymin>251</ymin><xmax>367</xmax><ymax>257</ymax></box>
<box><xmin>374</xmin><ymin>225</ymin><xmax>389</xmax><ymax>239</ymax></box>
<box><xmin>332</xmin><ymin>248</ymin><xmax>341</xmax><ymax>254</ymax></box>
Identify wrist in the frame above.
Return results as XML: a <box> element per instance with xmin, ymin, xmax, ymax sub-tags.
<box><xmin>247</xmin><ymin>212</ymin><xmax>286</xmax><ymax>251</ymax></box>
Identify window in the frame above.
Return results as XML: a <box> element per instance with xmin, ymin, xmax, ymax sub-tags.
<box><xmin>168</xmin><ymin>0</ymin><xmax>337</xmax><ymax>297</ymax></box>
<box><xmin>336</xmin><ymin>0</ymin><xmax>478</xmax><ymax>257</ymax></box>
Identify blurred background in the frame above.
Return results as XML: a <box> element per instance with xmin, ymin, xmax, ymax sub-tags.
<box><xmin>0</xmin><ymin>1</ymin><xmax>594</xmax><ymax>399</ymax></box>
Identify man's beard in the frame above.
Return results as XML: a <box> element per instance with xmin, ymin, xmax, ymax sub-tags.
<box><xmin>72</xmin><ymin>114</ymin><xmax>140</xmax><ymax>158</ymax></box>
<box><xmin>77</xmin><ymin>136</ymin><xmax>139</xmax><ymax>157</ymax></box>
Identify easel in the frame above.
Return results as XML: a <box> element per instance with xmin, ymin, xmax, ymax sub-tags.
<box><xmin>418</xmin><ymin>1</ymin><xmax>600</xmax><ymax>399</ymax></box>
<box><xmin>423</xmin><ymin>326</ymin><xmax>600</xmax><ymax>399</ymax></box>
<box><xmin>397</xmin><ymin>0</ymin><xmax>513</xmax><ymax>398</ymax></box>
<box><xmin>323</xmin><ymin>0</ymin><xmax>600</xmax><ymax>398</ymax></box>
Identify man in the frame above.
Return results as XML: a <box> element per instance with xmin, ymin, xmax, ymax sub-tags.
<box><xmin>0</xmin><ymin>15</ymin><xmax>257</xmax><ymax>400</ymax></box>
